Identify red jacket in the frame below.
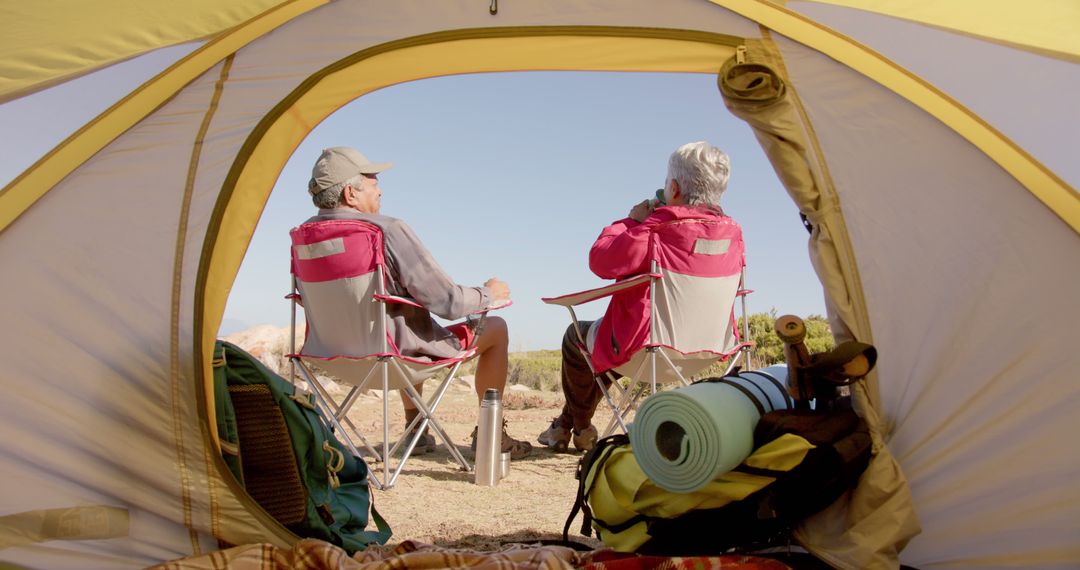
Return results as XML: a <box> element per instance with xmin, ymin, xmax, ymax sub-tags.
<box><xmin>589</xmin><ymin>205</ymin><xmax>745</xmax><ymax>373</ymax></box>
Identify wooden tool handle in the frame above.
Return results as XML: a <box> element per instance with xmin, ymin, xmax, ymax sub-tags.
<box><xmin>775</xmin><ymin>315</ymin><xmax>813</xmax><ymax>405</ymax></box>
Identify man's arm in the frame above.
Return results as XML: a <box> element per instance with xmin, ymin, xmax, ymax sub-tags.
<box><xmin>588</xmin><ymin>200</ymin><xmax>655</xmax><ymax>279</ymax></box>
<box><xmin>383</xmin><ymin>219</ymin><xmax>492</xmax><ymax>320</ymax></box>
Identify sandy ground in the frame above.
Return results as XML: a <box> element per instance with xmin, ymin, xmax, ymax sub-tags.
<box><xmin>322</xmin><ymin>375</ymin><xmax>614</xmax><ymax>550</ymax></box>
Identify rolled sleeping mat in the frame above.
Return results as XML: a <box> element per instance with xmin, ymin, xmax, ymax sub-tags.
<box><xmin>628</xmin><ymin>365</ymin><xmax>792</xmax><ymax>493</ymax></box>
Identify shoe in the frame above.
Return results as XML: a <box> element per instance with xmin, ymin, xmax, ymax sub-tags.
<box><xmin>571</xmin><ymin>424</ymin><xmax>598</xmax><ymax>452</ymax></box>
<box><xmin>470</xmin><ymin>421</ymin><xmax>533</xmax><ymax>460</ymax></box>
<box><xmin>537</xmin><ymin>417</ymin><xmax>571</xmax><ymax>452</ymax></box>
<box><xmin>402</xmin><ymin>430</ymin><xmax>436</xmax><ymax>455</ymax></box>
<box><xmin>537</xmin><ymin>418</ymin><xmax>597</xmax><ymax>453</ymax></box>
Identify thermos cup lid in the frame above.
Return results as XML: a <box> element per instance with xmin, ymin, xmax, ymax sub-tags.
<box><xmin>483</xmin><ymin>388</ymin><xmax>500</xmax><ymax>401</ymax></box>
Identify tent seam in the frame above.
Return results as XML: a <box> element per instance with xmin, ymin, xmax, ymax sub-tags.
<box><xmin>172</xmin><ymin>54</ymin><xmax>234</xmax><ymax>551</ymax></box>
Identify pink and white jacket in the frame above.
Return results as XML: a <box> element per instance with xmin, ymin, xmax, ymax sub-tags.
<box><xmin>588</xmin><ymin>205</ymin><xmax>745</xmax><ymax>374</ymax></box>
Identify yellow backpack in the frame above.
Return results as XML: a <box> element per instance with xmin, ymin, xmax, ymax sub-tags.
<box><xmin>565</xmin><ymin>407</ymin><xmax>871</xmax><ymax>555</ymax></box>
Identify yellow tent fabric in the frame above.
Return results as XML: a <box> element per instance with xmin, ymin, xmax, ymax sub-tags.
<box><xmin>0</xmin><ymin>0</ymin><xmax>295</xmax><ymax>102</ymax></box>
<box><xmin>802</xmin><ymin>0</ymin><xmax>1080</xmax><ymax>60</ymax></box>
<box><xmin>4</xmin><ymin>0</ymin><xmax>1077</xmax><ymax>103</ymax></box>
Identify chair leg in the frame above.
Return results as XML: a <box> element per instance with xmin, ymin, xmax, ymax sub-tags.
<box><xmin>299</xmin><ymin>359</ymin><xmax>384</xmax><ymax>461</ymax></box>
<box><xmin>390</xmin><ymin>359</ymin><xmax>472</xmax><ymax>473</ymax></box>
<box><xmin>295</xmin><ymin>356</ymin><xmax>476</xmax><ymax>490</ymax></box>
<box><xmin>656</xmin><ymin>348</ymin><xmax>690</xmax><ymax>387</ymax></box>
<box><xmin>367</xmin><ymin>359</ymin><xmax>476</xmax><ymax>489</ymax></box>
<box><xmin>722</xmin><ymin>348</ymin><xmax>747</xmax><ymax>376</ymax></box>
<box><xmin>595</xmin><ymin>374</ymin><xmax>625</xmax><ymax>437</ymax></box>
<box><xmin>379</xmin><ymin>359</ymin><xmax>394</xmax><ymax>489</ymax></box>
<box><xmin>600</xmin><ymin>354</ymin><xmax>651</xmax><ymax>437</ymax></box>
<box><xmin>292</xmin><ymin>358</ymin><xmax>389</xmax><ymax>490</ymax></box>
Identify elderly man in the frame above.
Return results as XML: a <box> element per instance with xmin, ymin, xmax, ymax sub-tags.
<box><xmin>302</xmin><ymin>146</ymin><xmax>532</xmax><ymax>459</ymax></box>
<box><xmin>538</xmin><ymin>141</ymin><xmax>742</xmax><ymax>453</ymax></box>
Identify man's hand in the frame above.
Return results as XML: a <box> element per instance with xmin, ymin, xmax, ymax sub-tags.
<box><xmin>629</xmin><ymin>199</ymin><xmax>654</xmax><ymax>222</ymax></box>
<box><xmin>484</xmin><ymin>278</ymin><xmax>511</xmax><ymax>301</ymax></box>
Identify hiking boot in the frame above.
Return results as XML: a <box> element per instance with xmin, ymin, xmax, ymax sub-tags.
<box><xmin>399</xmin><ymin>430</ymin><xmax>436</xmax><ymax>455</ymax></box>
<box><xmin>537</xmin><ymin>417</ymin><xmax>571</xmax><ymax>452</ymax></box>
<box><xmin>470</xmin><ymin>421</ymin><xmax>533</xmax><ymax>460</ymax></box>
<box><xmin>402</xmin><ymin>408</ymin><xmax>435</xmax><ymax>455</ymax></box>
<box><xmin>537</xmin><ymin>417</ymin><xmax>598</xmax><ymax>453</ymax></box>
<box><xmin>571</xmin><ymin>424</ymin><xmax>598</xmax><ymax>452</ymax></box>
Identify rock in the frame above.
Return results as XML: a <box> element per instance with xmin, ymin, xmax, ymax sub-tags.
<box><xmin>221</xmin><ymin>323</ymin><xmax>305</xmax><ymax>376</ymax></box>
<box><xmin>452</xmin><ymin>375</ymin><xmax>476</xmax><ymax>392</ymax></box>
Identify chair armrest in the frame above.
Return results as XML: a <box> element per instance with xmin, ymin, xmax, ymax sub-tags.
<box><xmin>470</xmin><ymin>299</ymin><xmax>513</xmax><ymax>314</ymax></box>
<box><xmin>374</xmin><ymin>294</ymin><xmax>513</xmax><ymax>314</ymax></box>
<box><xmin>372</xmin><ymin>294</ymin><xmax>425</xmax><ymax>308</ymax></box>
<box><xmin>541</xmin><ymin>273</ymin><xmax>659</xmax><ymax>308</ymax></box>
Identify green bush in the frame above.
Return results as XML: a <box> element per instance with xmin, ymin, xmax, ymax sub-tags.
<box><xmin>736</xmin><ymin>310</ymin><xmax>835</xmax><ymax>370</ymax></box>
<box><xmin>506</xmin><ymin>350</ymin><xmax>561</xmax><ymax>391</ymax></box>
<box><xmin>490</xmin><ymin>312</ymin><xmax>834</xmax><ymax>392</ymax></box>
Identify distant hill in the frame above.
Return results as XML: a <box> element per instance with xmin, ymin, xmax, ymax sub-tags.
<box><xmin>219</xmin><ymin>325</ymin><xmax>564</xmax><ymax>391</ymax></box>
<box><xmin>220</xmin><ymin>324</ymin><xmax>303</xmax><ymax>376</ymax></box>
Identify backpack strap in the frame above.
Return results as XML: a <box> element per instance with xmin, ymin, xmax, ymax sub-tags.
<box><xmin>695</xmin><ymin>376</ymin><xmax>767</xmax><ymax>417</ymax></box>
<box><xmin>563</xmin><ymin>434</ymin><xmax>628</xmax><ymax>541</ymax></box>
<box><xmin>358</xmin><ymin>493</ymin><xmax>393</xmax><ymax>546</ymax></box>
<box><xmin>740</xmin><ymin>370</ymin><xmax>794</xmax><ymax>409</ymax></box>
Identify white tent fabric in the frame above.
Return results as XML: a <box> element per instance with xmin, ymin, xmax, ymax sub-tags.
<box><xmin>1</xmin><ymin>1</ymin><xmax>1077</xmax><ymax>569</ymax></box>
<box><xmin>789</xmin><ymin>0</ymin><xmax>1080</xmax><ymax>192</ymax></box>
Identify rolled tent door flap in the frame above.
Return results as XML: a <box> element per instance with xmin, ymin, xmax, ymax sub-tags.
<box><xmin>717</xmin><ymin>42</ymin><xmax>920</xmax><ymax>569</ymax></box>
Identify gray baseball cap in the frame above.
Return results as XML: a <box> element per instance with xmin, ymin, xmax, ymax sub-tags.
<box><xmin>308</xmin><ymin>146</ymin><xmax>392</xmax><ymax>195</ymax></box>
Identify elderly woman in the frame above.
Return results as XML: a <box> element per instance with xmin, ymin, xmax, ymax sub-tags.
<box><xmin>538</xmin><ymin>141</ymin><xmax>744</xmax><ymax>453</ymax></box>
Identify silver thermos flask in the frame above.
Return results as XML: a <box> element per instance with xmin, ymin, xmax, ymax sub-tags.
<box><xmin>474</xmin><ymin>388</ymin><xmax>503</xmax><ymax>486</ymax></box>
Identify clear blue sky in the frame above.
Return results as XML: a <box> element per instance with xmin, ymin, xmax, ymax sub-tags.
<box><xmin>1</xmin><ymin>50</ymin><xmax>826</xmax><ymax>351</ymax></box>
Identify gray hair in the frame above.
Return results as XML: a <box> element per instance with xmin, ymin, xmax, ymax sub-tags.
<box><xmin>666</xmin><ymin>141</ymin><xmax>731</xmax><ymax>206</ymax></box>
<box><xmin>310</xmin><ymin>174</ymin><xmax>363</xmax><ymax>209</ymax></box>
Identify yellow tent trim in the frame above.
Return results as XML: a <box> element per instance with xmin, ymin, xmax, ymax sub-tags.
<box><xmin>0</xmin><ymin>0</ymin><xmax>294</xmax><ymax>103</ymax></box>
<box><xmin>711</xmin><ymin>0</ymin><xmax>1080</xmax><ymax>233</ymax></box>
<box><xmin>803</xmin><ymin>0</ymin><xmax>1080</xmax><ymax>61</ymax></box>
<box><xmin>0</xmin><ymin>0</ymin><xmax>327</xmax><ymax>235</ymax></box>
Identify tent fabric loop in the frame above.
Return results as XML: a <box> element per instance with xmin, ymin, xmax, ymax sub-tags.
<box><xmin>718</xmin><ymin>58</ymin><xmax>786</xmax><ymax>106</ymax></box>
<box><xmin>802</xmin><ymin>203</ymin><xmax>841</xmax><ymax>229</ymax></box>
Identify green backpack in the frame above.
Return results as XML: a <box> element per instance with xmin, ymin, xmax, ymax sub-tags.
<box><xmin>213</xmin><ymin>340</ymin><xmax>392</xmax><ymax>552</ymax></box>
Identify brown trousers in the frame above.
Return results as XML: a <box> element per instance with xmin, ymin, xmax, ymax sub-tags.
<box><xmin>556</xmin><ymin>321</ymin><xmax>619</xmax><ymax>432</ymax></box>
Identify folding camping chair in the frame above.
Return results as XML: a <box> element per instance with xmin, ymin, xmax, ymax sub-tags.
<box><xmin>542</xmin><ymin>218</ymin><xmax>752</xmax><ymax>437</ymax></box>
<box><xmin>285</xmin><ymin>219</ymin><xmax>502</xmax><ymax>490</ymax></box>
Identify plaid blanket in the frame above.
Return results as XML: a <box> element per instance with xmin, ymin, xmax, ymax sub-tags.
<box><xmin>580</xmin><ymin>550</ymin><xmax>791</xmax><ymax>570</ymax></box>
<box><xmin>151</xmin><ymin>539</ymin><xmax>792</xmax><ymax>570</ymax></box>
<box><xmin>151</xmin><ymin>539</ymin><xmax>582</xmax><ymax>570</ymax></box>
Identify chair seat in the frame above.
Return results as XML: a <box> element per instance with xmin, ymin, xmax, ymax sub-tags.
<box><xmin>613</xmin><ymin>345</ymin><xmax>745</xmax><ymax>385</ymax></box>
<box><xmin>294</xmin><ymin>349</ymin><xmax>476</xmax><ymax>393</ymax></box>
